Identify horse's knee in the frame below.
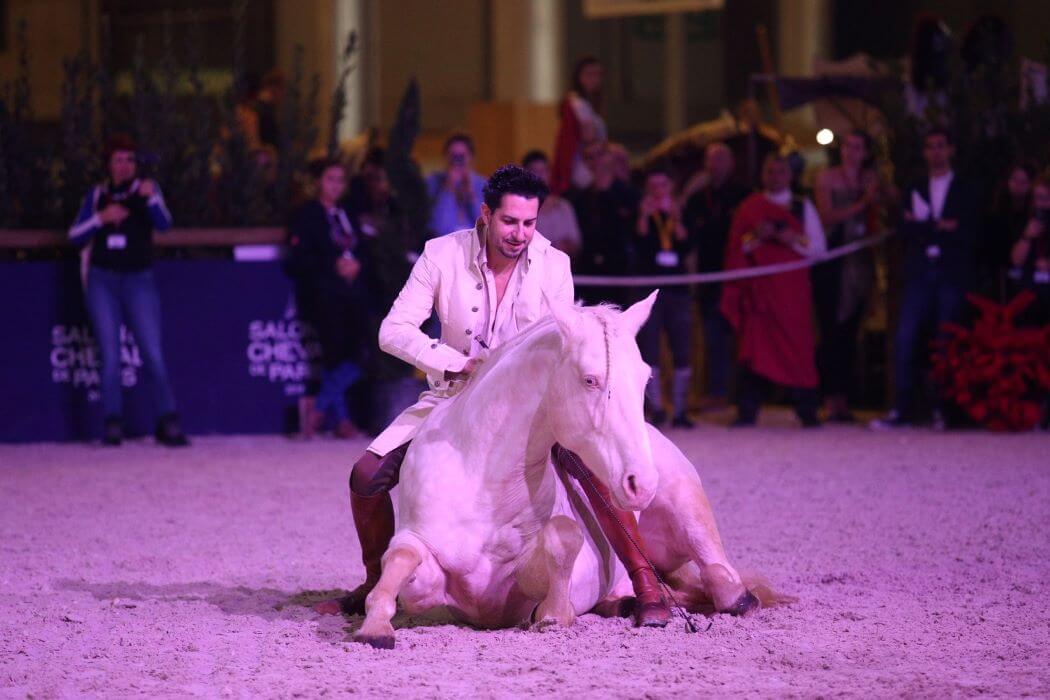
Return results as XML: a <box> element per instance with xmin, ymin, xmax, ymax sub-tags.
<box><xmin>543</xmin><ymin>515</ymin><xmax>583</xmax><ymax>567</ymax></box>
<box><xmin>380</xmin><ymin>543</ymin><xmax>422</xmax><ymax>572</ymax></box>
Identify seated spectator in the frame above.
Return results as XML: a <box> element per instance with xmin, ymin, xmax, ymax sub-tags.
<box><xmin>426</xmin><ymin>133</ymin><xmax>486</xmax><ymax>237</ymax></box>
<box><xmin>872</xmin><ymin>128</ymin><xmax>979</xmax><ymax>430</ymax></box>
<box><xmin>812</xmin><ymin>130</ymin><xmax>887</xmax><ymax>422</ymax></box>
<box><xmin>1007</xmin><ymin>172</ymin><xmax>1050</xmax><ymax>326</ymax></box>
<box><xmin>285</xmin><ymin>158</ymin><xmax>369</xmax><ymax>439</ymax></box>
<box><xmin>721</xmin><ymin>153</ymin><xmax>827</xmax><ymax>428</ymax></box>
<box><xmin>567</xmin><ymin>146</ymin><xmax>635</xmax><ymax>307</ymax></box>
<box><xmin>635</xmin><ymin>166</ymin><xmax>696</xmax><ymax>427</ymax></box>
<box><xmin>522</xmin><ymin>149</ymin><xmax>582</xmax><ymax>257</ymax></box>
<box><xmin>68</xmin><ymin>134</ymin><xmax>188</xmax><ymax>447</ymax></box>
<box><xmin>682</xmin><ymin>142</ymin><xmax>750</xmax><ymax>410</ymax></box>
<box><xmin>983</xmin><ymin>161</ymin><xmax>1037</xmax><ymax>301</ymax></box>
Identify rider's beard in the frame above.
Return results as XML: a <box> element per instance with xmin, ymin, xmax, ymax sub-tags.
<box><xmin>496</xmin><ymin>239</ymin><xmax>526</xmax><ymax>259</ymax></box>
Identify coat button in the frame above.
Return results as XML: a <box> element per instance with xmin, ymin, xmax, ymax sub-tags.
<box><xmin>463</xmin><ymin>349</ymin><xmax>469</xmax><ymax>356</ymax></box>
<box><xmin>471</xmin><ymin>306</ymin><xmax>478</xmax><ymax>312</ymax></box>
<box><xmin>476</xmin><ymin>282</ymin><xmax>483</xmax><ymax>290</ymax></box>
<box><xmin>465</xmin><ymin>329</ymin><xmax>472</xmax><ymax>335</ymax></box>
<box><xmin>430</xmin><ymin>343</ymin><xmax>438</xmax><ymax>349</ymax></box>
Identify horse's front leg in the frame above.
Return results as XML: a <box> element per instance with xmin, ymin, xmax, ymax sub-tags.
<box><xmin>639</xmin><ymin>426</ymin><xmax>759</xmax><ymax>615</ymax></box>
<box><xmin>517</xmin><ymin>515</ymin><xmax>583</xmax><ymax>629</ymax></box>
<box><xmin>353</xmin><ymin>545</ymin><xmax>422</xmax><ymax>649</ymax></box>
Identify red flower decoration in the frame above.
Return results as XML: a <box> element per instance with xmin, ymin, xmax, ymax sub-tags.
<box><xmin>930</xmin><ymin>292</ymin><xmax>1050</xmax><ymax>431</ymax></box>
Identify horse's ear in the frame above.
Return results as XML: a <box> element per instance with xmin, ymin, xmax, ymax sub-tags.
<box><xmin>545</xmin><ymin>292</ymin><xmax>580</xmax><ymax>339</ymax></box>
<box><xmin>619</xmin><ymin>290</ymin><xmax>659</xmax><ymax>336</ymax></box>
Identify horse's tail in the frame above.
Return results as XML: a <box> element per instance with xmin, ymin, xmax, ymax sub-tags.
<box><xmin>738</xmin><ymin>569</ymin><xmax>798</xmax><ymax>608</ymax></box>
<box><xmin>664</xmin><ymin>565</ymin><xmax>796</xmax><ymax>613</ymax></box>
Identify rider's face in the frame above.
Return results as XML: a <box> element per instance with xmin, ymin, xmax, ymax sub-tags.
<box><xmin>481</xmin><ymin>194</ymin><xmax>539</xmax><ymax>262</ymax></box>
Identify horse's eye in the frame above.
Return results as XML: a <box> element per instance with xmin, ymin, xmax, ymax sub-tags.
<box><xmin>584</xmin><ymin>375</ymin><xmax>599</xmax><ymax>388</ymax></box>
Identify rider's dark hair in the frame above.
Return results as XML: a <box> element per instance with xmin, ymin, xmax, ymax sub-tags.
<box><xmin>483</xmin><ymin>164</ymin><xmax>549</xmax><ymax>211</ymax></box>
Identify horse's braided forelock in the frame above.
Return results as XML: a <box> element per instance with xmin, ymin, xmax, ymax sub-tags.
<box><xmin>595</xmin><ymin>313</ymin><xmax>612</xmax><ymax>429</ymax></box>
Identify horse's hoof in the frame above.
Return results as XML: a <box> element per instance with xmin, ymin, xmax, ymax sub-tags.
<box><xmin>635</xmin><ymin>600</ymin><xmax>672</xmax><ymax>628</ymax></box>
<box><xmin>529</xmin><ymin>617</ymin><xmax>560</xmax><ymax>633</ymax></box>
<box><xmin>353</xmin><ymin>633</ymin><xmax>395</xmax><ymax>650</ymax></box>
<box><xmin>721</xmin><ymin>590</ymin><xmax>760</xmax><ymax>617</ymax></box>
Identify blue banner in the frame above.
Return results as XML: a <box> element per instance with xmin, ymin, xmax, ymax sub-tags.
<box><xmin>0</xmin><ymin>259</ymin><xmax>324</xmax><ymax>442</ymax></box>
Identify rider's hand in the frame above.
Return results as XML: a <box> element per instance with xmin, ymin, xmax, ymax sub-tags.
<box><xmin>444</xmin><ymin>357</ymin><xmax>482</xmax><ymax>382</ymax></box>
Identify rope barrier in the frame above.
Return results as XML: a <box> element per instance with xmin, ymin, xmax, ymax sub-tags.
<box><xmin>573</xmin><ymin>231</ymin><xmax>891</xmax><ymax>287</ymax></box>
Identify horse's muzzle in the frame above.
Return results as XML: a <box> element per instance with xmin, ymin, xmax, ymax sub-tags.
<box><xmin>617</xmin><ymin>470</ymin><xmax>657</xmax><ymax>511</ymax></box>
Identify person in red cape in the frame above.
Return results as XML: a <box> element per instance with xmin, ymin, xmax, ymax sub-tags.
<box><xmin>721</xmin><ymin>153</ymin><xmax>827</xmax><ymax>427</ymax></box>
<box><xmin>551</xmin><ymin>56</ymin><xmax>607</xmax><ymax>195</ymax></box>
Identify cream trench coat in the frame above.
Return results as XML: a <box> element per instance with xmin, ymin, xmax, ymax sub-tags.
<box><xmin>366</xmin><ymin>223</ymin><xmax>574</xmax><ymax>457</ymax></box>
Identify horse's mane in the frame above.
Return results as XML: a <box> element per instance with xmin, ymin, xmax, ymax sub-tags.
<box><xmin>459</xmin><ymin>302</ymin><xmax>623</xmax><ymax>393</ymax></box>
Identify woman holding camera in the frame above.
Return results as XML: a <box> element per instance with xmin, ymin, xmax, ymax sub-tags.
<box><xmin>68</xmin><ymin>134</ymin><xmax>188</xmax><ymax>447</ymax></box>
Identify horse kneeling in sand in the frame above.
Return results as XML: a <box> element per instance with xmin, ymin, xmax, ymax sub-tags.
<box><xmin>355</xmin><ymin>293</ymin><xmax>777</xmax><ymax>648</ymax></box>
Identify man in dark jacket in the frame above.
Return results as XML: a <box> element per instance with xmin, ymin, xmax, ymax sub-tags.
<box><xmin>872</xmin><ymin>128</ymin><xmax>979</xmax><ymax>430</ymax></box>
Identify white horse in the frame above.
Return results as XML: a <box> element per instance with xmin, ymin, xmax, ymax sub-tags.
<box><xmin>355</xmin><ymin>293</ymin><xmax>767</xmax><ymax>648</ymax></box>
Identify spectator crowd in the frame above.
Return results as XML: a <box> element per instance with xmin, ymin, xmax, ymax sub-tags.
<box><xmin>70</xmin><ymin>56</ymin><xmax>1050</xmax><ymax>444</ymax></box>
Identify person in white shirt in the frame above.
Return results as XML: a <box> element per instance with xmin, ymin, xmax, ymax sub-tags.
<box><xmin>317</xmin><ymin>165</ymin><xmax>673</xmax><ymax>628</ymax></box>
<box><xmin>872</xmin><ymin>128</ymin><xmax>979</xmax><ymax>430</ymax></box>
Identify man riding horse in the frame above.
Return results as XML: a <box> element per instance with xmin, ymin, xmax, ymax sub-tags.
<box><xmin>318</xmin><ymin>164</ymin><xmax>672</xmax><ymax>627</ymax></box>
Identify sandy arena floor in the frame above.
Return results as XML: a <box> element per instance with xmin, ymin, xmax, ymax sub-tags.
<box><xmin>1</xmin><ymin>415</ymin><xmax>1048</xmax><ymax>698</ymax></box>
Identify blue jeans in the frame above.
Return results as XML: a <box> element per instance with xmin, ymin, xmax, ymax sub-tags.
<box><xmin>893</xmin><ymin>269</ymin><xmax>965</xmax><ymax>416</ymax></box>
<box><xmin>85</xmin><ymin>267</ymin><xmax>177</xmax><ymax>418</ymax></box>
<box><xmin>315</xmin><ymin>361</ymin><xmax>362</xmax><ymax>423</ymax></box>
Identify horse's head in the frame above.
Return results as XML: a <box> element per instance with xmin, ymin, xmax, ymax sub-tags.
<box><xmin>546</xmin><ymin>292</ymin><xmax>660</xmax><ymax>511</ymax></box>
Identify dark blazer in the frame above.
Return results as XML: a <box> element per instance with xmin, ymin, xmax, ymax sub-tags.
<box><xmin>901</xmin><ymin>173</ymin><xmax>979</xmax><ymax>284</ymax></box>
<box><xmin>284</xmin><ymin>200</ymin><xmax>376</xmax><ymax>317</ymax></box>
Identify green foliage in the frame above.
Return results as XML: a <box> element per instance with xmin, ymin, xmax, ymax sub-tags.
<box><xmin>879</xmin><ymin>47</ymin><xmax>1050</xmax><ymax>197</ymax></box>
<box><xmin>368</xmin><ymin>79</ymin><xmax>429</xmax><ymax>381</ymax></box>
<box><xmin>0</xmin><ymin>9</ymin><xmax>358</xmax><ymax>230</ymax></box>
